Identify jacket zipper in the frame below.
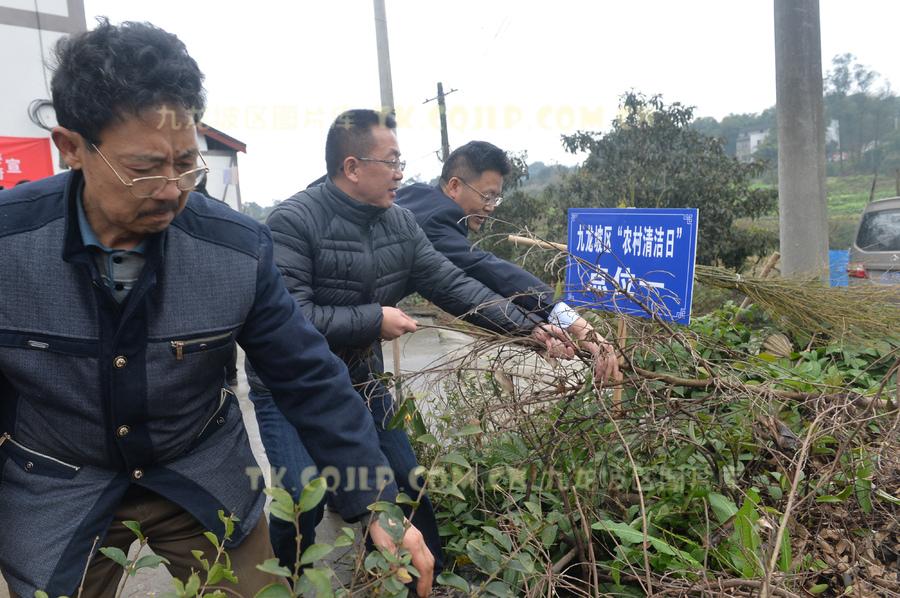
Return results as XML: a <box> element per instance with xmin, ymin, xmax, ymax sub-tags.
<box><xmin>1</xmin><ymin>432</ymin><xmax>81</xmax><ymax>471</ymax></box>
<box><xmin>170</xmin><ymin>332</ymin><xmax>232</xmax><ymax>361</ymax></box>
<box><xmin>363</xmin><ymin>222</ymin><xmax>377</xmax><ymax>301</ymax></box>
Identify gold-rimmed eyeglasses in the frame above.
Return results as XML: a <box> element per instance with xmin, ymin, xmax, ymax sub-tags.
<box><xmin>456</xmin><ymin>177</ymin><xmax>503</xmax><ymax>207</ymax></box>
<box><xmin>355</xmin><ymin>156</ymin><xmax>406</xmax><ymax>173</ymax></box>
<box><xmin>91</xmin><ymin>143</ymin><xmax>210</xmax><ymax>199</ymax></box>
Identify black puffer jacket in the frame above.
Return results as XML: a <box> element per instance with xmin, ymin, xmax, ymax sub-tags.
<box><xmin>249</xmin><ymin>179</ymin><xmax>539</xmax><ymax>389</ymax></box>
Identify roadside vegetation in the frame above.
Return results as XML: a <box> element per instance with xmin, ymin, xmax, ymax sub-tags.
<box><xmin>60</xmin><ymin>54</ymin><xmax>899</xmax><ymax>598</ymax></box>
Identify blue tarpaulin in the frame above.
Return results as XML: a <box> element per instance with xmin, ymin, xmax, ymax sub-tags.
<box><xmin>830</xmin><ymin>249</ymin><xmax>849</xmax><ymax>287</ymax></box>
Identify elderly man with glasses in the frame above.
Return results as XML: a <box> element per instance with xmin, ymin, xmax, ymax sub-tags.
<box><xmin>0</xmin><ymin>22</ymin><xmax>434</xmax><ymax>597</ymax></box>
<box><xmin>397</xmin><ymin>141</ymin><xmax>620</xmax><ymax>383</ymax></box>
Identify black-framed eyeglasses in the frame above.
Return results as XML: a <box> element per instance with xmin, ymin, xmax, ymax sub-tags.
<box><xmin>91</xmin><ymin>143</ymin><xmax>210</xmax><ymax>199</ymax></box>
<box><xmin>355</xmin><ymin>156</ymin><xmax>406</xmax><ymax>173</ymax></box>
<box><xmin>456</xmin><ymin>177</ymin><xmax>503</xmax><ymax>207</ymax></box>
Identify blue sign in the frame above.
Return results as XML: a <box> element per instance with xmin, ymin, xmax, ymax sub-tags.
<box><xmin>565</xmin><ymin>208</ymin><xmax>699</xmax><ymax>325</ymax></box>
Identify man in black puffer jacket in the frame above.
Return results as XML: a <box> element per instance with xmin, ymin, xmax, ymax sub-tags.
<box><xmin>396</xmin><ymin>140</ymin><xmax>619</xmax><ymax>384</ymax></box>
<box><xmin>246</xmin><ymin>109</ymin><xmax>571</xmax><ymax>578</ymax></box>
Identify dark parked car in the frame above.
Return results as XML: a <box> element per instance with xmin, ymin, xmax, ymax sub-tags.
<box><xmin>847</xmin><ymin>196</ymin><xmax>900</xmax><ymax>286</ymax></box>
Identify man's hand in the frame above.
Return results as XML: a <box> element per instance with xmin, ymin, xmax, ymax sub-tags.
<box><xmin>568</xmin><ymin>316</ymin><xmax>620</xmax><ymax>384</ymax></box>
<box><xmin>587</xmin><ymin>340</ymin><xmax>620</xmax><ymax>384</ymax></box>
<box><xmin>380</xmin><ymin>306</ymin><xmax>418</xmax><ymax>340</ymax></box>
<box><xmin>369</xmin><ymin>518</ymin><xmax>434</xmax><ymax>597</ymax></box>
<box><xmin>531</xmin><ymin>323</ymin><xmax>575</xmax><ymax>359</ymax></box>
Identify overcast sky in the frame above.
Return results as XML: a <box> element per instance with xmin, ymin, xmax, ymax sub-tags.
<box><xmin>82</xmin><ymin>1</ymin><xmax>900</xmax><ymax>207</ymax></box>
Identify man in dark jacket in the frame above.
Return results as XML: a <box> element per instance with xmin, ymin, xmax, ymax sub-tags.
<box><xmin>0</xmin><ymin>22</ymin><xmax>432</xmax><ymax>597</ymax></box>
<box><xmin>247</xmin><ymin>110</ymin><xmax>572</xmax><ymax>575</ymax></box>
<box><xmin>396</xmin><ymin>140</ymin><xmax>619</xmax><ymax>381</ymax></box>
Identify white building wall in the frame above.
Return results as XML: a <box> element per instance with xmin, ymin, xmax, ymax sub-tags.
<box><xmin>0</xmin><ymin>0</ymin><xmax>85</xmax><ymax>172</ymax></box>
<box><xmin>0</xmin><ymin>23</ymin><xmax>63</xmax><ymax>138</ymax></box>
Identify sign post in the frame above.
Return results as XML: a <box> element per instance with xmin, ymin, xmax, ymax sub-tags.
<box><xmin>565</xmin><ymin>208</ymin><xmax>699</xmax><ymax>326</ymax></box>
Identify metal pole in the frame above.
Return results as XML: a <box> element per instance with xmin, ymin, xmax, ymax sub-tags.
<box><xmin>373</xmin><ymin>0</ymin><xmax>395</xmax><ymax>114</ymax></box>
<box><xmin>774</xmin><ymin>0</ymin><xmax>828</xmax><ymax>280</ymax></box>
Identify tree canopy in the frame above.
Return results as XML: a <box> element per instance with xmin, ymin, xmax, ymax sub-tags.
<box><xmin>535</xmin><ymin>92</ymin><xmax>777</xmax><ymax>268</ymax></box>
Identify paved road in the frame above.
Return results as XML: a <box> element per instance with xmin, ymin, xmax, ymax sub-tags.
<box><xmin>1</xmin><ymin>318</ymin><xmax>469</xmax><ymax>597</ymax></box>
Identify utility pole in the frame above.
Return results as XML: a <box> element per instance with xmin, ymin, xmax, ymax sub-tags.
<box><xmin>373</xmin><ymin>0</ymin><xmax>394</xmax><ymax>113</ymax></box>
<box><xmin>774</xmin><ymin>0</ymin><xmax>828</xmax><ymax>280</ymax></box>
<box><xmin>424</xmin><ymin>82</ymin><xmax>457</xmax><ymax>162</ymax></box>
<box><xmin>372</xmin><ymin>0</ymin><xmax>403</xmax><ymax>386</ymax></box>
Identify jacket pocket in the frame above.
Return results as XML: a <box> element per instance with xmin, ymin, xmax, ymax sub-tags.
<box><xmin>0</xmin><ymin>433</ymin><xmax>81</xmax><ymax>479</ymax></box>
<box><xmin>0</xmin><ymin>330</ymin><xmax>97</xmax><ymax>357</ymax></box>
<box><xmin>169</xmin><ymin>331</ymin><xmax>233</xmax><ymax>361</ymax></box>
<box><xmin>189</xmin><ymin>387</ymin><xmax>236</xmax><ymax>450</ymax></box>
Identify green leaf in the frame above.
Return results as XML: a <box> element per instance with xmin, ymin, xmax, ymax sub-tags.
<box><xmin>134</xmin><ymin>554</ymin><xmax>170</xmax><ymax>570</ymax></box>
<box><xmin>540</xmin><ymin>524</ymin><xmax>558</xmax><ymax>547</ymax></box>
<box><xmin>855</xmin><ymin>477</ymin><xmax>873</xmax><ymax>514</ymax></box>
<box><xmin>816</xmin><ymin>494</ymin><xmax>846</xmax><ymax>504</ymax></box>
<box><xmin>255</xmin><ymin>558</ymin><xmax>291</xmax><ymax>577</ymax></box>
<box><xmin>299</xmin><ymin>542</ymin><xmax>335</xmax><ymax>566</ymax></box>
<box><xmin>508</xmin><ymin>554</ymin><xmax>536</xmax><ymax>574</ymax></box>
<box><xmin>591</xmin><ymin>519</ymin><xmax>644</xmax><ymax>544</ymax></box>
<box><xmin>646</xmin><ymin>537</ymin><xmax>702</xmax><ymax>569</ymax></box>
<box><xmin>779</xmin><ymin>527</ymin><xmax>792</xmax><ymax>573</ymax></box>
<box><xmin>364</xmin><ymin>550</ymin><xmax>387</xmax><ymax>571</ymax></box>
<box><xmin>437</xmin><ymin>452</ymin><xmax>471</xmax><ymax>468</ymax></box>
<box><xmin>451</xmin><ymin>424</ymin><xmax>482</xmax><ymax>437</ymax></box>
<box><xmin>222</xmin><ymin>567</ymin><xmax>239</xmax><ymax>584</ymax></box>
<box><xmin>253</xmin><ymin>583</ymin><xmax>294</xmax><ymax>598</ymax></box>
<box><xmin>809</xmin><ymin>583</ymin><xmax>829</xmax><ymax>594</ymax></box>
<box><xmin>99</xmin><ymin>546</ymin><xmax>129</xmax><ymax>568</ymax></box>
<box><xmin>121</xmin><ymin>520</ymin><xmax>145</xmax><ymax>542</ymax></box>
<box><xmin>34</xmin><ymin>591</ymin><xmax>50</xmax><ymax>598</ymax></box>
<box><xmin>429</xmin><ymin>481</ymin><xmax>466</xmax><ymax>500</ymax></box>
<box><xmin>484</xmin><ymin>580</ymin><xmax>514</xmax><ymax>597</ymax></box>
<box><xmin>206</xmin><ymin>563</ymin><xmax>225</xmax><ymax>585</ymax></box>
<box><xmin>265</xmin><ymin>486</ymin><xmax>294</xmax><ymax>505</ymax></box>
<box><xmin>376</xmin><ymin>511</ymin><xmax>407</xmax><ymax>544</ymax></box>
<box><xmin>466</xmin><ymin>539</ymin><xmax>502</xmax><ymax>575</ymax></box>
<box><xmin>395</xmin><ymin>492</ymin><xmax>419</xmax><ymax>507</ymax></box>
<box><xmin>708</xmin><ymin>493</ymin><xmax>738</xmax><ymax>524</ymax></box>
<box><xmin>203</xmin><ymin>531</ymin><xmax>220</xmax><ymax>549</ymax></box>
<box><xmin>482</xmin><ymin>526</ymin><xmax>512</xmax><ymax>552</ymax></box>
<box><xmin>184</xmin><ymin>573</ymin><xmax>201</xmax><ymax>596</ymax></box>
<box><xmin>370</xmin><ymin>501</ymin><xmax>405</xmax><ymax>524</ymax></box>
<box><xmin>223</xmin><ymin>515</ymin><xmax>235</xmax><ymax>539</ymax></box>
<box><xmin>265</xmin><ymin>487</ymin><xmax>296</xmax><ymax>523</ymax></box>
<box><xmin>297</xmin><ymin>569</ymin><xmax>333</xmax><ymax>598</ymax></box>
<box><xmin>875</xmin><ymin>488</ymin><xmax>900</xmax><ymax>505</ymax></box>
<box><xmin>333</xmin><ymin>526</ymin><xmax>355</xmax><ymax>548</ymax></box>
<box><xmin>611</xmin><ymin>557</ymin><xmax>628</xmax><ymax>586</ymax></box>
<box><xmin>436</xmin><ymin>571</ymin><xmax>470</xmax><ymax>592</ymax></box>
<box><xmin>298</xmin><ymin>477</ymin><xmax>327</xmax><ymax>514</ymax></box>
<box><xmin>416</xmin><ymin>433</ymin><xmax>438</xmax><ymax>446</ymax></box>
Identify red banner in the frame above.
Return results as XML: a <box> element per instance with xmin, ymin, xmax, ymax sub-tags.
<box><xmin>0</xmin><ymin>136</ymin><xmax>54</xmax><ymax>189</ymax></box>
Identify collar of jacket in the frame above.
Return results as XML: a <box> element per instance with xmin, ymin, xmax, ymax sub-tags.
<box><xmin>324</xmin><ymin>177</ymin><xmax>388</xmax><ymax>226</ymax></box>
<box><xmin>434</xmin><ymin>183</ymin><xmax>472</xmax><ymax>237</ymax></box>
<box><xmin>61</xmin><ymin>169</ymin><xmax>166</xmax><ymax>269</ymax></box>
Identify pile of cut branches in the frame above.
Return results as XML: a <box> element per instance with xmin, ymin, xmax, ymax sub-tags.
<box><xmin>406</xmin><ymin>302</ymin><xmax>899</xmax><ymax>597</ymax></box>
